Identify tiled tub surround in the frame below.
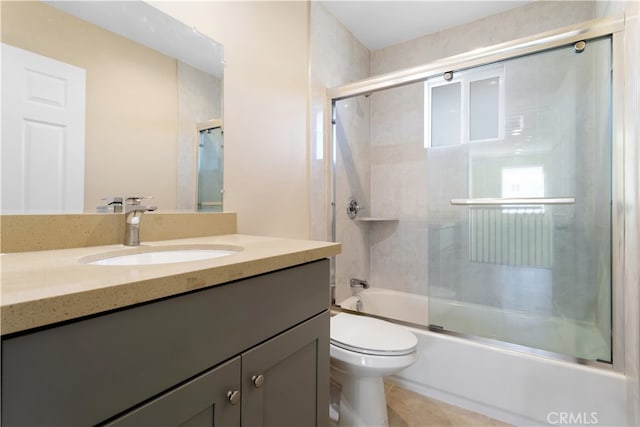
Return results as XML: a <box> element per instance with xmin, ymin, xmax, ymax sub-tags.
<box><xmin>311</xmin><ymin>2</ymin><xmax>602</xmax><ymax>302</ymax></box>
<box><xmin>1</xmin><ymin>232</ymin><xmax>341</xmax><ymax>335</ymax></box>
<box><xmin>309</xmin><ymin>1</ymin><xmax>371</xmax><ymax>245</ymax></box>
<box><xmin>342</xmin><ymin>0</ymin><xmax>602</xmax><ymax>306</ymax></box>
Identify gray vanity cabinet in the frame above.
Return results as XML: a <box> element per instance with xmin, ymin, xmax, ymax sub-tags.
<box><xmin>2</xmin><ymin>259</ymin><xmax>330</xmax><ymax>427</ymax></box>
<box><xmin>106</xmin><ymin>312</ymin><xmax>329</xmax><ymax>427</ymax></box>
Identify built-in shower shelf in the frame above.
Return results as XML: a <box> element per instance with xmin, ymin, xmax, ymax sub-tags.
<box><xmin>356</xmin><ymin>217</ymin><xmax>399</xmax><ymax>222</ymax></box>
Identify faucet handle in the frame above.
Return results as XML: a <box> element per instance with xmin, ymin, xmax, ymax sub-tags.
<box><xmin>97</xmin><ymin>197</ymin><xmax>123</xmax><ymax>213</ymax></box>
<box><xmin>102</xmin><ymin>197</ymin><xmax>123</xmax><ymax>204</ymax></box>
<box><xmin>125</xmin><ymin>196</ymin><xmax>153</xmax><ymax>205</ymax></box>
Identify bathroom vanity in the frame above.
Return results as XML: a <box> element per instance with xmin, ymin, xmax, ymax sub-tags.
<box><xmin>1</xmin><ymin>231</ymin><xmax>340</xmax><ymax>426</ymax></box>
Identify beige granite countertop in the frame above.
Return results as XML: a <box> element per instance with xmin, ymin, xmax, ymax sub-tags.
<box><xmin>1</xmin><ymin>234</ymin><xmax>341</xmax><ymax>335</ymax></box>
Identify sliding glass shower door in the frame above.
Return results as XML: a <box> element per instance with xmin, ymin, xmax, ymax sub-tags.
<box><xmin>426</xmin><ymin>37</ymin><xmax>612</xmax><ymax>362</ymax></box>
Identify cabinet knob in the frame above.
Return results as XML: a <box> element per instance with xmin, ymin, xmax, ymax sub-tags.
<box><xmin>227</xmin><ymin>390</ymin><xmax>240</xmax><ymax>405</ymax></box>
<box><xmin>251</xmin><ymin>374</ymin><xmax>265</xmax><ymax>388</ymax></box>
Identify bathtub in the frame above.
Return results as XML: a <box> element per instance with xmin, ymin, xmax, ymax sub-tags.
<box><xmin>340</xmin><ymin>288</ymin><xmax>429</xmax><ymax>326</ymax></box>
<box><xmin>340</xmin><ymin>288</ymin><xmax>608</xmax><ymax>360</ymax></box>
<box><xmin>338</xmin><ymin>288</ymin><xmax>627</xmax><ymax>426</ymax></box>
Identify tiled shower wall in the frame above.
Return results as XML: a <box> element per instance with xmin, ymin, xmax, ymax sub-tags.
<box><xmin>312</xmin><ymin>1</ymin><xmax>599</xmax><ymax>302</ymax></box>
<box><xmin>370</xmin><ymin>1</ymin><xmax>596</xmax><ymax>74</ymax></box>
<box><xmin>310</xmin><ymin>2</ymin><xmax>370</xmax><ymax>303</ymax></box>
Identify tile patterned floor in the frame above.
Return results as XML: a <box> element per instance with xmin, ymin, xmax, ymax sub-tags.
<box><xmin>385</xmin><ymin>382</ymin><xmax>512</xmax><ymax>427</ymax></box>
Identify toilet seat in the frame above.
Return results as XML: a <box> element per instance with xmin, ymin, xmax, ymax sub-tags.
<box><xmin>330</xmin><ymin>312</ymin><xmax>417</xmax><ymax>356</ymax></box>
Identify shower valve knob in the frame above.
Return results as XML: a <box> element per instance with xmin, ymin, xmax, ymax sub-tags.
<box><xmin>346</xmin><ymin>198</ymin><xmax>361</xmax><ymax>220</ymax></box>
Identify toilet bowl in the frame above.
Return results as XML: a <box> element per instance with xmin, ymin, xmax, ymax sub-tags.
<box><xmin>330</xmin><ymin>312</ymin><xmax>418</xmax><ymax>427</ymax></box>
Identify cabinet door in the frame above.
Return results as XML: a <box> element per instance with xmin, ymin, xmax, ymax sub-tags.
<box><xmin>104</xmin><ymin>357</ymin><xmax>241</xmax><ymax>427</ymax></box>
<box><xmin>241</xmin><ymin>312</ymin><xmax>329</xmax><ymax>427</ymax></box>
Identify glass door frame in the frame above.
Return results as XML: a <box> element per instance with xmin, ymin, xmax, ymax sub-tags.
<box><xmin>326</xmin><ymin>16</ymin><xmax>629</xmax><ymax>372</ymax></box>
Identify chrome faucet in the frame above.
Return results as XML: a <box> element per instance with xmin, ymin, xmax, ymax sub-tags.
<box><xmin>124</xmin><ymin>197</ymin><xmax>157</xmax><ymax>246</ymax></box>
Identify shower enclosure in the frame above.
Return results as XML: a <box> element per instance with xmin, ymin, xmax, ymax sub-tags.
<box><xmin>329</xmin><ymin>19</ymin><xmax>622</xmax><ymax>365</ymax></box>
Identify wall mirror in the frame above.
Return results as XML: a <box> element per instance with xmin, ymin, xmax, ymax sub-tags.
<box><xmin>1</xmin><ymin>0</ymin><xmax>223</xmax><ymax>214</ymax></box>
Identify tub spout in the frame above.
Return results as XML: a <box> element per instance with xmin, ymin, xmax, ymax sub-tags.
<box><xmin>350</xmin><ymin>278</ymin><xmax>369</xmax><ymax>289</ymax></box>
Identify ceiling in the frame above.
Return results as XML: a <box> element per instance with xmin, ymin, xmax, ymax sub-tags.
<box><xmin>317</xmin><ymin>0</ymin><xmax>532</xmax><ymax>50</ymax></box>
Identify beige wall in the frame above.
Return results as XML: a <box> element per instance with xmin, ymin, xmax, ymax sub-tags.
<box><xmin>152</xmin><ymin>1</ymin><xmax>311</xmax><ymax>239</ymax></box>
<box><xmin>1</xmin><ymin>1</ymin><xmax>179</xmax><ymax>211</ymax></box>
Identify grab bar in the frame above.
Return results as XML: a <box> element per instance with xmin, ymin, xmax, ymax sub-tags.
<box><xmin>450</xmin><ymin>197</ymin><xmax>576</xmax><ymax>206</ymax></box>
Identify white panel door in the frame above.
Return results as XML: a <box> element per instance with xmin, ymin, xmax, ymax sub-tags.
<box><xmin>1</xmin><ymin>43</ymin><xmax>86</xmax><ymax>213</ymax></box>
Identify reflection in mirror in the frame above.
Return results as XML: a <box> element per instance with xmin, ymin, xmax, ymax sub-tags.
<box><xmin>0</xmin><ymin>0</ymin><xmax>223</xmax><ymax>213</ymax></box>
<box><xmin>197</xmin><ymin>120</ymin><xmax>223</xmax><ymax>212</ymax></box>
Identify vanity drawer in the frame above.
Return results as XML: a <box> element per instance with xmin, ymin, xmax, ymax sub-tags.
<box><xmin>2</xmin><ymin>259</ymin><xmax>329</xmax><ymax>427</ymax></box>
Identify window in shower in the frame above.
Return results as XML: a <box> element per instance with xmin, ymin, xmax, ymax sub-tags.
<box><xmin>427</xmin><ymin>36</ymin><xmax>613</xmax><ymax>363</ymax></box>
<box><xmin>425</xmin><ymin>65</ymin><xmax>504</xmax><ymax>148</ymax></box>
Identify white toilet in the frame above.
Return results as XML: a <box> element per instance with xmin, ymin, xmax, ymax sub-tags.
<box><xmin>330</xmin><ymin>312</ymin><xmax>418</xmax><ymax>427</ymax></box>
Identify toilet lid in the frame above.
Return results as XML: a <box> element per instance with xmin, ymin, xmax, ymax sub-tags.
<box><xmin>330</xmin><ymin>312</ymin><xmax>417</xmax><ymax>356</ymax></box>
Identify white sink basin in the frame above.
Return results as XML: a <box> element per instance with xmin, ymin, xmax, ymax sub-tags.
<box><xmin>83</xmin><ymin>245</ymin><xmax>241</xmax><ymax>266</ymax></box>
